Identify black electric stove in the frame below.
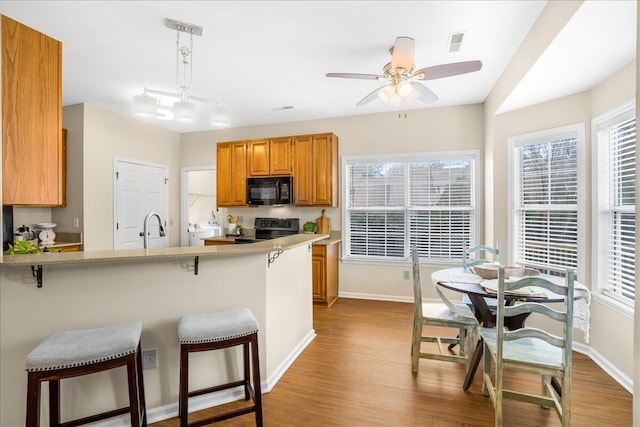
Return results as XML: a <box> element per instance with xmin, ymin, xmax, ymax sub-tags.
<box><xmin>234</xmin><ymin>217</ymin><xmax>299</xmax><ymax>244</ymax></box>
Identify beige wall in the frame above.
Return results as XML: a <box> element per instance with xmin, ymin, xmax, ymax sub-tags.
<box><xmin>53</xmin><ymin>104</ymin><xmax>84</xmax><ymax>232</ymax></box>
<box><xmin>82</xmin><ymin>104</ymin><xmax>182</xmax><ymax>250</ymax></box>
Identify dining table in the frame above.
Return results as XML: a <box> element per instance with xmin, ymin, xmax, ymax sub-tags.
<box><xmin>431</xmin><ymin>266</ymin><xmax>591</xmax><ymax>391</ymax></box>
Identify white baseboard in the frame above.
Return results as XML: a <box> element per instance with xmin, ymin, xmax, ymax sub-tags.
<box><xmin>572</xmin><ymin>341</ymin><xmax>633</xmax><ymax>393</ymax></box>
<box><xmin>88</xmin><ymin>329</ymin><xmax>317</xmax><ymax>426</ymax></box>
<box><xmin>340</xmin><ymin>291</ymin><xmax>634</xmax><ymax>393</ymax></box>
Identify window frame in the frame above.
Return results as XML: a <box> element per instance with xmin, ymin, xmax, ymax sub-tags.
<box><xmin>591</xmin><ymin>100</ymin><xmax>636</xmax><ymax>318</ymax></box>
<box><xmin>341</xmin><ymin>149</ymin><xmax>480</xmax><ymax>266</ymax></box>
<box><xmin>507</xmin><ymin>123</ymin><xmax>586</xmax><ymax>283</ymax></box>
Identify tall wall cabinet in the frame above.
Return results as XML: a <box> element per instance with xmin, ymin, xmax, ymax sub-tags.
<box><xmin>216</xmin><ymin>142</ymin><xmax>247</xmax><ymax>206</ymax></box>
<box><xmin>293</xmin><ymin>133</ymin><xmax>338</xmax><ymax>207</ymax></box>
<box><xmin>2</xmin><ymin>15</ymin><xmax>65</xmax><ymax>206</ymax></box>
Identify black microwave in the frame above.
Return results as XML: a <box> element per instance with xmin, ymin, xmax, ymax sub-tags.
<box><xmin>247</xmin><ymin>176</ymin><xmax>293</xmax><ymax>205</ymax></box>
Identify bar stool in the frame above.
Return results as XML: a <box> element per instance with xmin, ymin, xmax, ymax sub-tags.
<box><xmin>178</xmin><ymin>308</ymin><xmax>263</xmax><ymax>426</ymax></box>
<box><xmin>25</xmin><ymin>321</ymin><xmax>147</xmax><ymax>427</ymax></box>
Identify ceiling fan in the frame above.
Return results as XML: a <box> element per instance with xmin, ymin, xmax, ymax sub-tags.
<box><xmin>326</xmin><ymin>36</ymin><xmax>482</xmax><ymax>106</ymax></box>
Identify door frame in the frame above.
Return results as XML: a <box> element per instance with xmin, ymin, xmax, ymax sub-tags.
<box><xmin>113</xmin><ymin>157</ymin><xmax>169</xmax><ymax>249</ymax></box>
<box><xmin>180</xmin><ymin>165</ymin><xmax>216</xmax><ymax>247</ymax></box>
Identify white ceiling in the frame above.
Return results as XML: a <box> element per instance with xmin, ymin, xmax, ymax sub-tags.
<box><xmin>0</xmin><ymin>1</ymin><xmax>635</xmax><ymax>133</ymax></box>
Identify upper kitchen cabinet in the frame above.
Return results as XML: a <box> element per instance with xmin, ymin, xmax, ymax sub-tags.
<box><xmin>247</xmin><ymin>137</ymin><xmax>292</xmax><ymax>177</ymax></box>
<box><xmin>216</xmin><ymin>141</ymin><xmax>247</xmax><ymax>207</ymax></box>
<box><xmin>2</xmin><ymin>15</ymin><xmax>65</xmax><ymax>206</ymax></box>
<box><xmin>293</xmin><ymin>133</ymin><xmax>338</xmax><ymax>207</ymax></box>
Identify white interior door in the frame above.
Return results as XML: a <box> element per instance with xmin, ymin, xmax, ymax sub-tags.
<box><xmin>114</xmin><ymin>159</ymin><xmax>169</xmax><ymax>249</ymax></box>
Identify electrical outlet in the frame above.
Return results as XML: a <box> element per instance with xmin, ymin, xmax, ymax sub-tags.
<box><xmin>142</xmin><ymin>349</ymin><xmax>157</xmax><ymax>370</ymax></box>
<box><xmin>403</xmin><ymin>270</ymin><xmax>410</xmax><ymax>280</ymax></box>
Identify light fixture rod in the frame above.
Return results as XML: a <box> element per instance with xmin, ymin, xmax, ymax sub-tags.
<box><xmin>165</xmin><ymin>18</ymin><xmax>203</xmax><ymax>36</ymax></box>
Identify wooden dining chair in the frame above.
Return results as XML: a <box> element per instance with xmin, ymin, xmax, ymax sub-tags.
<box><xmin>479</xmin><ymin>266</ymin><xmax>574</xmax><ymax>427</ymax></box>
<box><xmin>411</xmin><ymin>245</ymin><xmax>478</xmax><ymax>372</ymax></box>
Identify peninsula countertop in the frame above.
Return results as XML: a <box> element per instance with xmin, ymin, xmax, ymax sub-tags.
<box><xmin>0</xmin><ymin>233</ymin><xmax>329</xmax><ymax>267</ymax></box>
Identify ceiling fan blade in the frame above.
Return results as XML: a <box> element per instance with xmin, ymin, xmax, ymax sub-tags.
<box><xmin>390</xmin><ymin>37</ymin><xmax>415</xmax><ymax>71</ymax></box>
<box><xmin>326</xmin><ymin>72</ymin><xmax>384</xmax><ymax>80</ymax></box>
<box><xmin>356</xmin><ymin>85</ymin><xmax>388</xmax><ymax>106</ymax></box>
<box><xmin>411</xmin><ymin>82</ymin><xmax>438</xmax><ymax>104</ymax></box>
<box><xmin>415</xmin><ymin>60</ymin><xmax>483</xmax><ymax>80</ymax></box>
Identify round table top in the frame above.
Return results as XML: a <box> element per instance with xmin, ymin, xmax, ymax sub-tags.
<box><xmin>434</xmin><ymin>267</ymin><xmax>589</xmax><ymax>303</ymax></box>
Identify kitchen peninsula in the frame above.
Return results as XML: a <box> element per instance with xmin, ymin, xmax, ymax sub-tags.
<box><xmin>0</xmin><ymin>233</ymin><xmax>326</xmax><ymax>425</ymax></box>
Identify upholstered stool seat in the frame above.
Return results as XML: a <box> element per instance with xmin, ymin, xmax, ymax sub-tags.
<box><xmin>178</xmin><ymin>308</ymin><xmax>263</xmax><ymax>426</ymax></box>
<box><xmin>25</xmin><ymin>322</ymin><xmax>147</xmax><ymax>427</ymax></box>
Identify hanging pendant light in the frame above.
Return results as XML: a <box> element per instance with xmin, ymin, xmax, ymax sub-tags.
<box><xmin>131</xmin><ymin>18</ymin><xmax>228</xmax><ymax>127</ymax></box>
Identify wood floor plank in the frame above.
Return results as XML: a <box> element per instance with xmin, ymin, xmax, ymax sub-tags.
<box><xmin>151</xmin><ymin>298</ymin><xmax>632</xmax><ymax>426</ymax></box>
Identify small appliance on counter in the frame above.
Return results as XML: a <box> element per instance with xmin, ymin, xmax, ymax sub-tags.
<box><xmin>234</xmin><ymin>217</ymin><xmax>299</xmax><ymax>244</ymax></box>
<box><xmin>36</xmin><ymin>223</ymin><xmax>57</xmax><ymax>247</ymax></box>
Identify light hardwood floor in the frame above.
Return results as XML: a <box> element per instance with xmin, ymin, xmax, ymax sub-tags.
<box><xmin>151</xmin><ymin>298</ymin><xmax>632</xmax><ymax>426</ymax></box>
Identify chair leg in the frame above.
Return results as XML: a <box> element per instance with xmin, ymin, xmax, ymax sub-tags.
<box><xmin>135</xmin><ymin>345</ymin><xmax>148</xmax><ymax>426</ymax></box>
<box><xmin>411</xmin><ymin>321</ymin><xmax>421</xmax><ymax>373</ymax></box>
<box><xmin>243</xmin><ymin>342</ymin><xmax>251</xmax><ymax>400</ymax></box>
<box><xmin>26</xmin><ymin>372</ymin><xmax>41</xmax><ymax>427</ymax></box>
<box><xmin>250</xmin><ymin>334</ymin><xmax>263</xmax><ymax>427</ymax></box>
<box><xmin>483</xmin><ymin>341</ymin><xmax>491</xmax><ymax>397</ymax></box>
<box><xmin>126</xmin><ymin>354</ymin><xmax>141</xmax><ymax>427</ymax></box>
<box><xmin>179</xmin><ymin>345</ymin><xmax>189</xmax><ymax>427</ymax></box>
<box><xmin>49</xmin><ymin>379</ymin><xmax>60</xmax><ymax>426</ymax></box>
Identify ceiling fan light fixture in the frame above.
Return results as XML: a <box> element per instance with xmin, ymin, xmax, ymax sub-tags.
<box><xmin>397</xmin><ymin>82</ymin><xmax>413</xmax><ymax>97</ymax></box>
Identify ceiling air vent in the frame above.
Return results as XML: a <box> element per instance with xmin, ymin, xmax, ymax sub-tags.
<box><xmin>448</xmin><ymin>32</ymin><xmax>465</xmax><ymax>53</ymax></box>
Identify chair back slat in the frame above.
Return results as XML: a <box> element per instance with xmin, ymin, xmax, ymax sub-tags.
<box><xmin>463</xmin><ymin>243</ymin><xmax>501</xmax><ymax>268</ymax></box>
<box><xmin>504</xmin><ymin>303</ymin><xmax>567</xmax><ymax>322</ymax></box>
<box><xmin>504</xmin><ymin>327</ymin><xmax>565</xmax><ymax>348</ymax></box>
<box><xmin>504</xmin><ymin>277</ymin><xmax>568</xmax><ymax>296</ymax></box>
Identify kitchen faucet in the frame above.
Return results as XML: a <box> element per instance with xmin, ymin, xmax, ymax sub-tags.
<box><xmin>142</xmin><ymin>211</ymin><xmax>166</xmax><ymax>249</ymax></box>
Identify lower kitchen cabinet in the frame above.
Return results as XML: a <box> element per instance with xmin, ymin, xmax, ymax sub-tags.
<box><xmin>312</xmin><ymin>241</ymin><xmax>339</xmax><ymax>306</ymax></box>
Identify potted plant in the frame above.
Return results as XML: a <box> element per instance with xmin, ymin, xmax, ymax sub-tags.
<box><xmin>303</xmin><ymin>221</ymin><xmax>318</xmax><ymax>234</ymax></box>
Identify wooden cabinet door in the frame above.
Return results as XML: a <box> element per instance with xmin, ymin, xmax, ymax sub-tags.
<box><xmin>270</xmin><ymin>137</ymin><xmax>292</xmax><ymax>175</ymax></box>
<box><xmin>230</xmin><ymin>142</ymin><xmax>247</xmax><ymax>205</ymax></box>
<box><xmin>217</xmin><ymin>141</ymin><xmax>248</xmax><ymax>206</ymax></box>
<box><xmin>311</xmin><ymin>134</ymin><xmax>336</xmax><ymax>206</ymax></box>
<box><xmin>2</xmin><ymin>15</ymin><xmax>64</xmax><ymax>206</ymax></box>
<box><xmin>247</xmin><ymin>139</ymin><xmax>270</xmax><ymax>177</ymax></box>
<box><xmin>312</xmin><ymin>245</ymin><xmax>326</xmax><ymax>302</ymax></box>
<box><xmin>293</xmin><ymin>135</ymin><xmax>314</xmax><ymax>205</ymax></box>
<box><xmin>216</xmin><ymin>143</ymin><xmax>232</xmax><ymax>206</ymax></box>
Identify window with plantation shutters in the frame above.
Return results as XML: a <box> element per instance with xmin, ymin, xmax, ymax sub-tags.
<box><xmin>509</xmin><ymin>124</ymin><xmax>585</xmax><ymax>279</ymax></box>
<box><xmin>593</xmin><ymin>102</ymin><xmax>636</xmax><ymax>308</ymax></box>
<box><xmin>343</xmin><ymin>151</ymin><xmax>479</xmax><ymax>263</ymax></box>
